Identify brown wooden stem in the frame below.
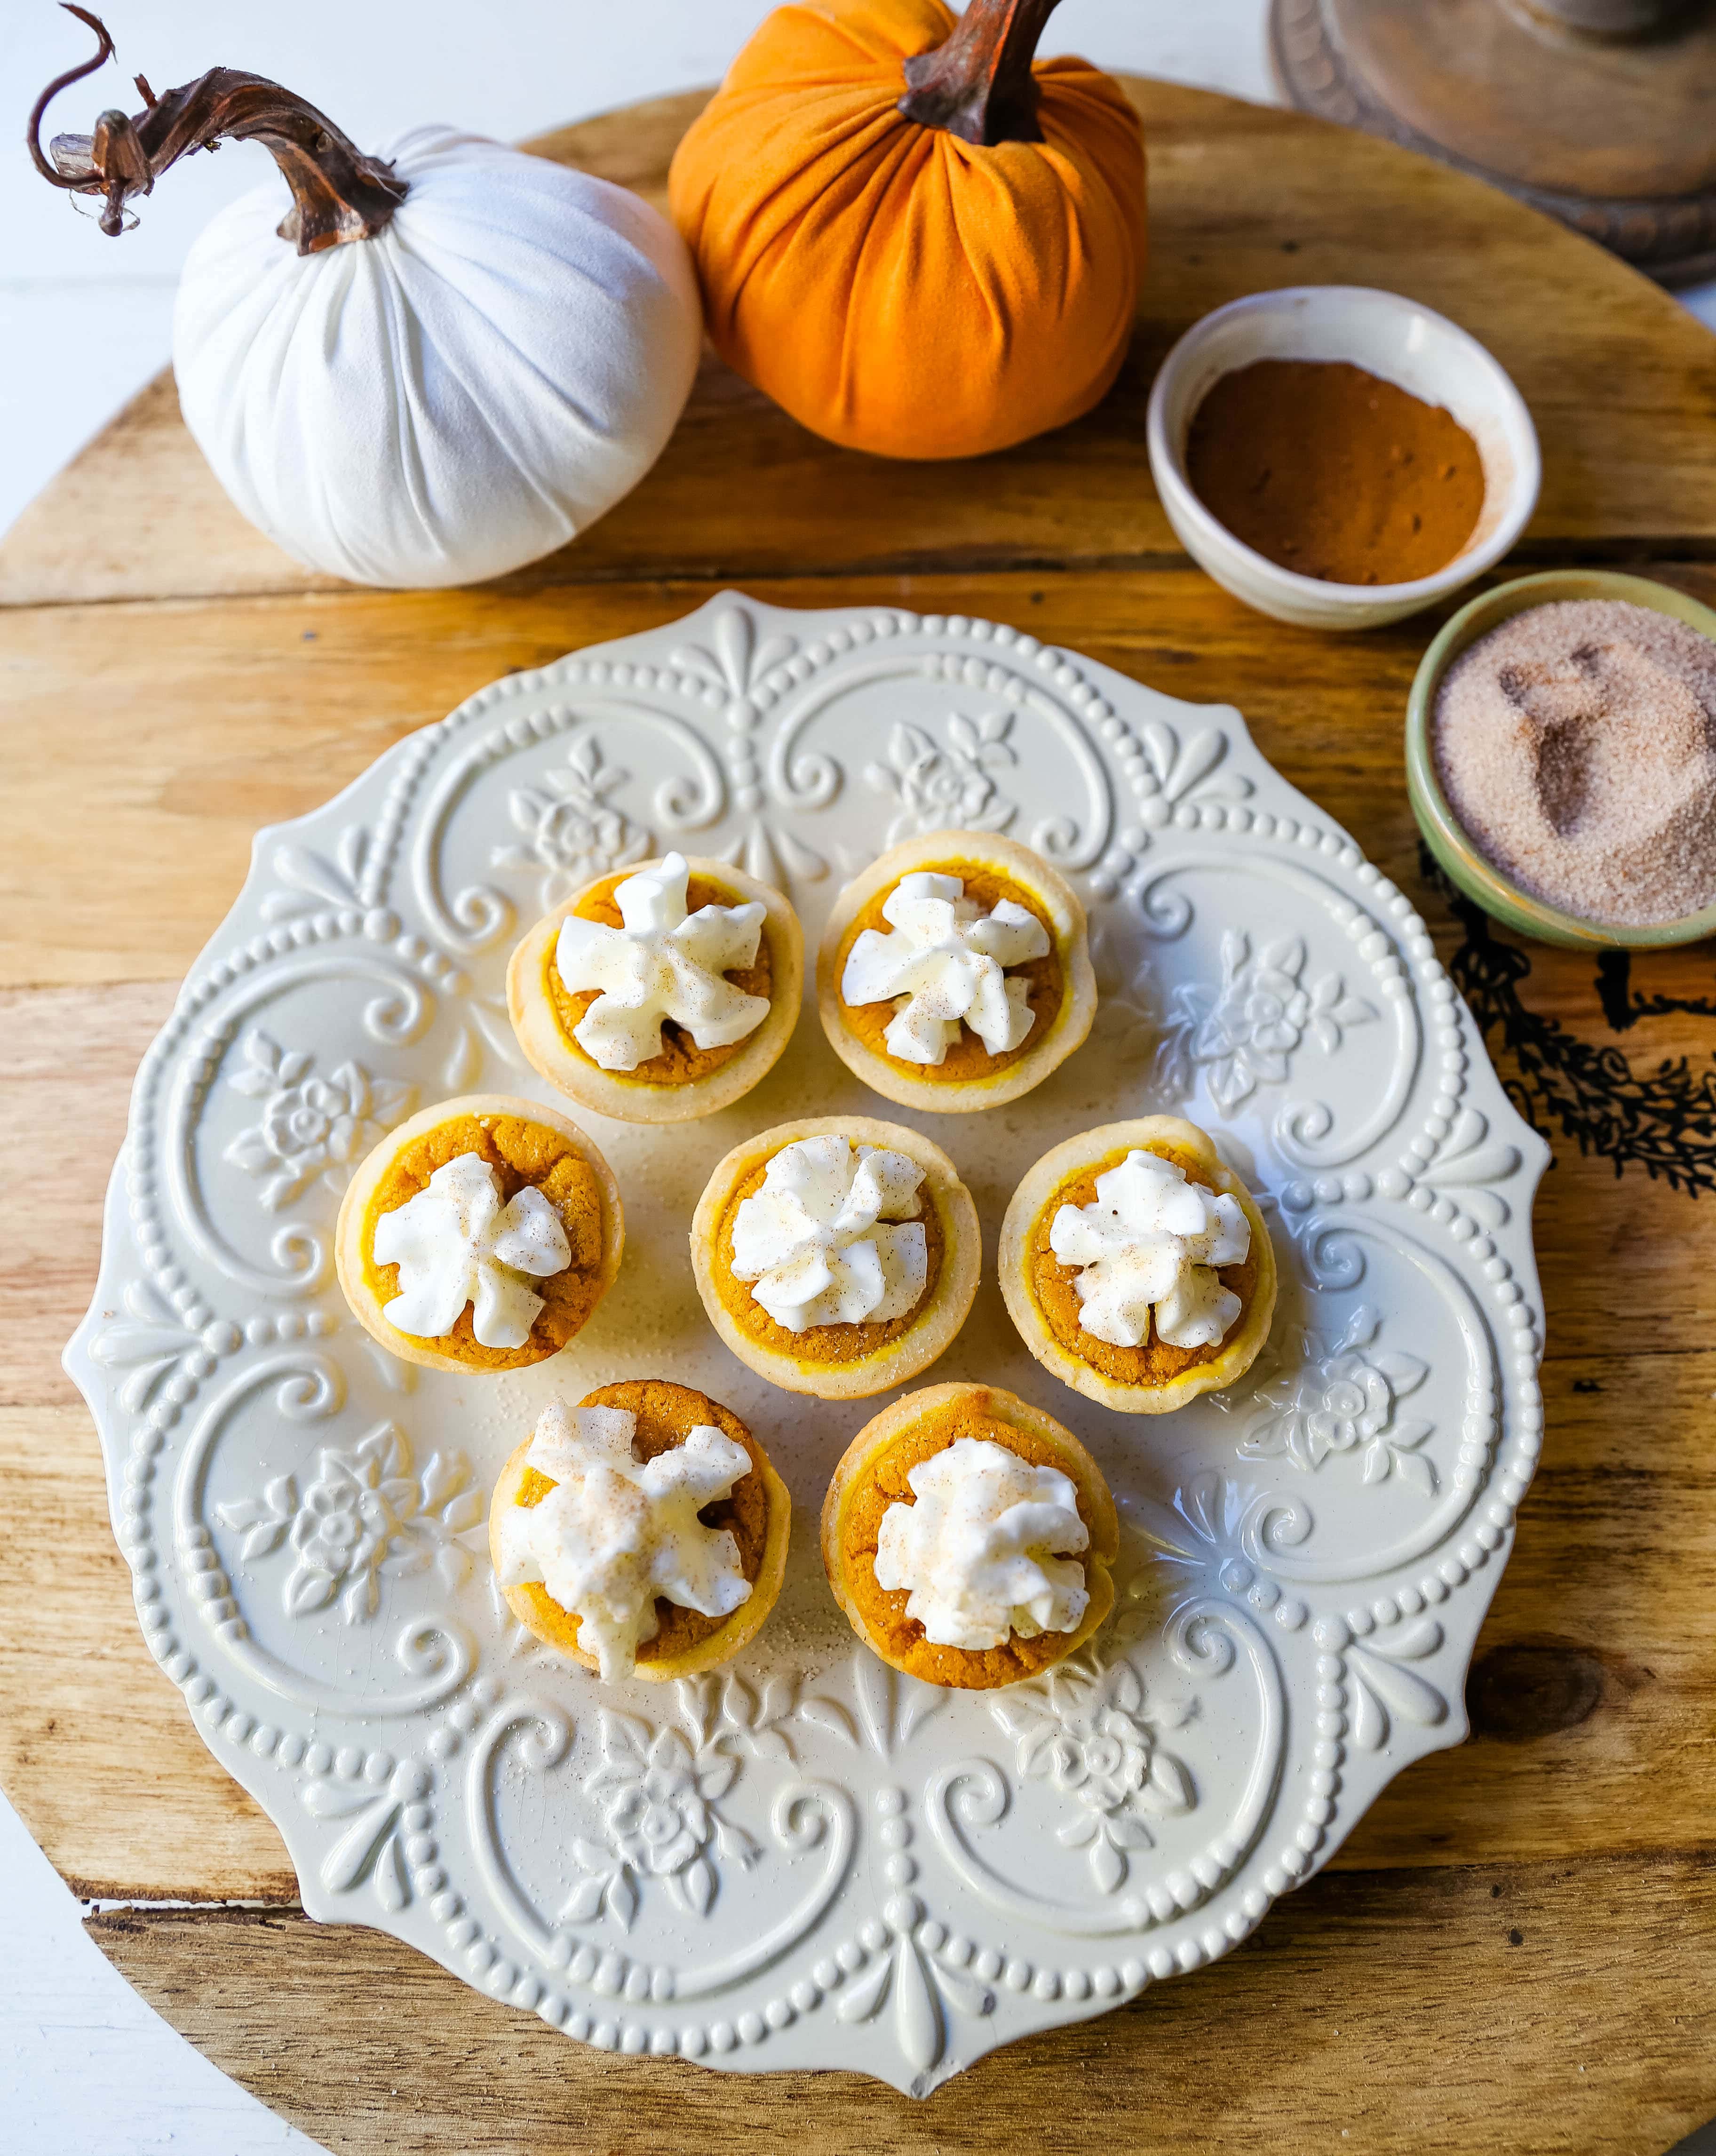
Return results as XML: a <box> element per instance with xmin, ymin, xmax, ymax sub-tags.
<box><xmin>897</xmin><ymin>0</ymin><xmax>1065</xmax><ymax>146</ymax></box>
<box><xmin>27</xmin><ymin>4</ymin><xmax>406</xmax><ymax>253</ymax></box>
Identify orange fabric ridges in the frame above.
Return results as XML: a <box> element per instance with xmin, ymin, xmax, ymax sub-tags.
<box><xmin>668</xmin><ymin>0</ymin><xmax>1145</xmax><ymax>460</ymax></box>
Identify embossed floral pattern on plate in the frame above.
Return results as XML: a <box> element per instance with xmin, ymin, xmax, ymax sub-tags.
<box><xmin>224</xmin><ymin>1029</ymin><xmax>416</xmax><ymax>1211</ymax></box>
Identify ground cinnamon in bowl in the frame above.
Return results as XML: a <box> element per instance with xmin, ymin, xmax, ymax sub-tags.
<box><xmin>1185</xmin><ymin>358</ymin><xmax>1485</xmax><ymax>586</ymax></box>
<box><xmin>1432</xmin><ymin>599</ymin><xmax>1716</xmax><ymax>927</ymax></box>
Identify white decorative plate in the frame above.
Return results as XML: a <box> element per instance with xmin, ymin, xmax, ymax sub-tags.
<box><xmin>66</xmin><ymin>594</ymin><xmax>1549</xmax><ymax>2095</ymax></box>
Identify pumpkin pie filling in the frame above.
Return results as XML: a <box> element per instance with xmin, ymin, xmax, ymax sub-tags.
<box><xmin>834</xmin><ymin>861</ymin><xmax>1064</xmax><ymax>1082</ymax></box>
<box><xmin>834</xmin><ymin>1392</ymin><xmax>1100</xmax><ymax>1689</ymax></box>
<box><xmin>506</xmin><ymin>1381</ymin><xmax>770</xmax><ymax>1667</ymax></box>
<box><xmin>1029</xmin><ymin>1139</ymin><xmax>1259</xmax><ymax>1384</ymax></box>
<box><xmin>545</xmin><ymin>869</ymin><xmax>774</xmax><ymax>1087</ymax></box>
<box><xmin>359</xmin><ymin>1112</ymin><xmax>609</xmax><ymax>1372</ymax></box>
<box><xmin>710</xmin><ymin>1148</ymin><xmax>946</xmax><ymax>1366</ymax></box>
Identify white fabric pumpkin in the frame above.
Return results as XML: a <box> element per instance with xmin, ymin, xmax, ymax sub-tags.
<box><xmin>173</xmin><ymin>126</ymin><xmax>702</xmax><ymax>588</ymax></box>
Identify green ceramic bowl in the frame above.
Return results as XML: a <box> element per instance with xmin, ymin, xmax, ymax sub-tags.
<box><xmin>1406</xmin><ymin>568</ymin><xmax>1716</xmax><ymax>950</ymax></box>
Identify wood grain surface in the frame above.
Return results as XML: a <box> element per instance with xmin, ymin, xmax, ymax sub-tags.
<box><xmin>90</xmin><ymin>1861</ymin><xmax>1716</xmax><ymax>2156</ymax></box>
<box><xmin>3</xmin><ymin>74</ymin><xmax>1715</xmax><ymax>2155</ymax></box>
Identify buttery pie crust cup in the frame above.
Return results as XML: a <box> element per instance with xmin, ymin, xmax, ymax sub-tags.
<box><xmin>820</xmin><ymin>1382</ymin><xmax>1119</xmax><ymax>1689</ymax></box>
<box><xmin>487</xmin><ymin>1380</ymin><xmax>790</xmax><ymax>1682</ymax></box>
<box><xmin>334</xmin><ymin>1092</ymin><xmax>624</xmax><ymax>1376</ymax></box>
<box><xmin>690</xmin><ymin>1114</ymin><xmax>980</xmax><ymax>1400</ymax></box>
<box><xmin>507</xmin><ymin>855</ymin><xmax>803</xmax><ymax>1123</ymax></box>
<box><xmin>999</xmin><ymin>1114</ymin><xmax>1276</xmax><ymax>1416</ymax></box>
<box><xmin>816</xmin><ymin>830</ymin><xmax>1096</xmax><ymax>1113</ymax></box>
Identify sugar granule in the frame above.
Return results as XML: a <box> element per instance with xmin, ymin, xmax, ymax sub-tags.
<box><xmin>1431</xmin><ymin>598</ymin><xmax>1716</xmax><ymax>926</ymax></box>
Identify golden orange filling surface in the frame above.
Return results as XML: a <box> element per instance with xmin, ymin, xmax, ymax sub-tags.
<box><xmin>833</xmin><ymin>861</ymin><xmax>1064</xmax><ymax>1082</ymax></box>
<box><xmin>1030</xmin><ymin>1140</ymin><xmax>1258</xmax><ymax>1386</ymax></box>
<box><xmin>545</xmin><ymin>870</ymin><xmax>773</xmax><ymax>1087</ymax></box>
<box><xmin>360</xmin><ymin>1112</ymin><xmax>609</xmax><ymax>1371</ymax></box>
<box><xmin>511</xmin><ymin>1381</ymin><xmax>769</xmax><ymax>1665</ymax></box>
<box><xmin>710</xmin><ymin>1145</ymin><xmax>945</xmax><ymax>1366</ymax></box>
<box><xmin>838</xmin><ymin>1391</ymin><xmax>1096</xmax><ymax>1688</ymax></box>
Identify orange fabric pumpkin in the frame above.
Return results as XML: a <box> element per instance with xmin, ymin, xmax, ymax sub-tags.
<box><xmin>668</xmin><ymin>0</ymin><xmax>1145</xmax><ymax>461</ymax></box>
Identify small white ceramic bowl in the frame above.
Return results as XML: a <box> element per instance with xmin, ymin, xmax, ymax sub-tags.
<box><xmin>1145</xmin><ymin>285</ymin><xmax>1541</xmax><ymax>632</ymax></box>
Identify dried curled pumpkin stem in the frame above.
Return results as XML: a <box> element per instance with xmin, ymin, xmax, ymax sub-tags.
<box><xmin>26</xmin><ymin>3</ymin><xmax>406</xmax><ymax>253</ymax></box>
<box><xmin>898</xmin><ymin>0</ymin><xmax>1065</xmax><ymax>146</ymax></box>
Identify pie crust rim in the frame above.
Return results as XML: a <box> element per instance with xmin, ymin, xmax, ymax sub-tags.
<box><xmin>334</xmin><ymin>1091</ymin><xmax>625</xmax><ymax>1375</ymax></box>
<box><xmin>485</xmin><ymin>1387</ymin><xmax>791</xmax><ymax>1682</ymax></box>
<box><xmin>690</xmin><ymin>1114</ymin><xmax>981</xmax><ymax>1401</ymax></box>
<box><xmin>819</xmin><ymin>1380</ymin><xmax>1119</xmax><ymax>1688</ymax></box>
<box><xmin>508</xmin><ymin>856</ymin><xmax>804</xmax><ymax>1125</ymax></box>
<box><xmin>999</xmin><ymin>1114</ymin><xmax>1277</xmax><ymax>1416</ymax></box>
<box><xmin>814</xmin><ymin>830</ymin><xmax>1096</xmax><ymax>1114</ymax></box>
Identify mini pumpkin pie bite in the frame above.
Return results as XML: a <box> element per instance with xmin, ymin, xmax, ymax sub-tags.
<box><xmin>690</xmin><ymin>1116</ymin><xmax>980</xmax><ymax>1400</ymax></box>
<box><xmin>489</xmin><ymin>1380</ymin><xmax>789</xmax><ymax>1682</ymax></box>
<box><xmin>508</xmin><ymin>851</ymin><xmax>802</xmax><ymax>1122</ymax></box>
<box><xmin>335</xmin><ymin>1093</ymin><xmax>623</xmax><ymax>1375</ymax></box>
<box><xmin>816</xmin><ymin>830</ymin><xmax>1096</xmax><ymax>1113</ymax></box>
<box><xmin>1000</xmin><ymin>1115</ymin><xmax>1276</xmax><ymax>1415</ymax></box>
<box><xmin>821</xmin><ymin>1382</ymin><xmax>1118</xmax><ymax>1689</ymax></box>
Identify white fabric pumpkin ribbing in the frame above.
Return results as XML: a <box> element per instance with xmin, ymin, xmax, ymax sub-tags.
<box><xmin>173</xmin><ymin>127</ymin><xmax>702</xmax><ymax>588</ymax></box>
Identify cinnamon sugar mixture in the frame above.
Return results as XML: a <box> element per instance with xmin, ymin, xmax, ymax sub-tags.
<box><xmin>1432</xmin><ymin>599</ymin><xmax>1716</xmax><ymax>927</ymax></box>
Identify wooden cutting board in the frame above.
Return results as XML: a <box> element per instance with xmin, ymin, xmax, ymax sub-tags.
<box><xmin>4</xmin><ymin>77</ymin><xmax>1716</xmax><ymax>2156</ymax></box>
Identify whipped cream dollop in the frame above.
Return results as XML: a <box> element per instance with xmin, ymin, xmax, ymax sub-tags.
<box><xmin>730</xmin><ymin>1134</ymin><xmax>927</xmax><ymax>1332</ymax></box>
<box><xmin>874</xmin><ymin>1436</ymin><xmax>1089</xmax><ymax>1651</ymax></box>
<box><xmin>374</xmin><ymin>1152</ymin><xmax>571</xmax><ymax>1348</ymax></box>
<box><xmin>1049</xmin><ymin>1149</ymin><xmax>1250</xmax><ymax>1352</ymax></box>
<box><xmin>840</xmin><ymin>871</ymin><xmax>1051</xmax><ymax>1064</ymax></box>
<box><xmin>494</xmin><ymin>1400</ymin><xmax>754</xmax><ymax>1680</ymax></box>
<box><xmin>555</xmin><ymin>851</ymin><xmax>769</xmax><ymax>1072</ymax></box>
